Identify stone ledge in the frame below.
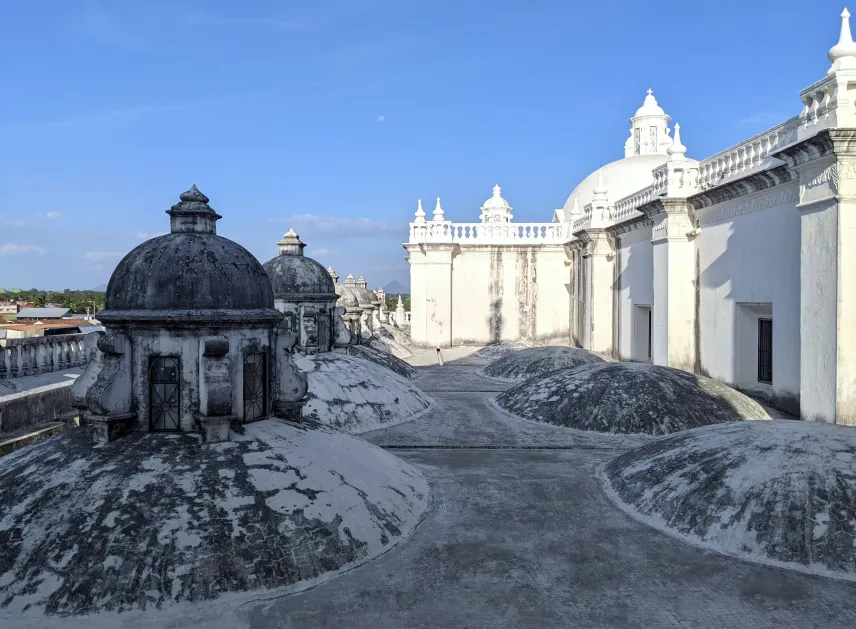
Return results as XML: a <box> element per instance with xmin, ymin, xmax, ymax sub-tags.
<box><xmin>83</xmin><ymin>412</ymin><xmax>137</xmax><ymax>445</ymax></box>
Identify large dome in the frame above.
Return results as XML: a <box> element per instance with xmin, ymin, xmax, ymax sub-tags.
<box><xmin>562</xmin><ymin>154</ymin><xmax>668</xmax><ymax>213</ymax></box>
<box><xmin>262</xmin><ymin>229</ymin><xmax>337</xmax><ymax>302</ymax></box>
<box><xmin>101</xmin><ymin>186</ymin><xmax>279</xmax><ymax>324</ymax></box>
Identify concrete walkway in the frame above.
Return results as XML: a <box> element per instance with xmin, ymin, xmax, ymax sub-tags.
<box><xmin>237</xmin><ymin>355</ymin><xmax>856</xmax><ymax>629</ymax></box>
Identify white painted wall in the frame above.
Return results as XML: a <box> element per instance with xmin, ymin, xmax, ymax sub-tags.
<box><xmin>615</xmin><ymin>226</ymin><xmax>653</xmax><ymax>360</ymax></box>
<box><xmin>799</xmin><ymin>197</ymin><xmax>838</xmax><ymax>422</ymax></box>
<box><xmin>696</xmin><ymin>184</ymin><xmax>801</xmax><ymax>414</ymax></box>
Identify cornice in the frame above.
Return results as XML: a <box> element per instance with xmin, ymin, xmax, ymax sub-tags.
<box><xmin>605</xmin><ymin>213</ymin><xmax>653</xmax><ymax>236</ymax></box>
<box><xmin>773</xmin><ymin>130</ymin><xmax>835</xmax><ymax>168</ymax></box>
<box><xmin>688</xmin><ymin>164</ymin><xmax>793</xmax><ymax>210</ymax></box>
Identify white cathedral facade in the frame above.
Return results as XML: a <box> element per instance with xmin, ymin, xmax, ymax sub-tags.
<box><xmin>405</xmin><ymin>9</ymin><xmax>856</xmax><ymax>425</ymax></box>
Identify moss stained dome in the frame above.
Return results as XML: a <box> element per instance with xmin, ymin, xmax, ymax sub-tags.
<box><xmin>101</xmin><ymin>186</ymin><xmax>279</xmax><ymax>324</ymax></box>
<box><xmin>495</xmin><ymin>362</ymin><xmax>770</xmax><ymax>435</ymax></box>
<box><xmin>0</xmin><ymin>419</ymin><xmax>429</xmax><ymax>616</ymax></box>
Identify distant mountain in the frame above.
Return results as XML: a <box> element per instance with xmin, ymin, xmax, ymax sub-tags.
<box><xmin>382</xmin><ymin>280</ymin><xmax>409</xmax><ymax>295</ymax></box>
<box><xmin>91</xmin><ymin>284</ymin><xmax>108</xmax><ymax>292</ymax></box>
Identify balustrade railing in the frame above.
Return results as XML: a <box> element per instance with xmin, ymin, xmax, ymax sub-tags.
<box><xmin>0</xmin><ymin>334</ymin><xmax>92</xmax><ymax>380</ymax></box>
<box><xmin>696</xmin><ymin>118</ymin><xmax>798</xmax><ymax>190</ymax></box>
<box><xmin>409</xmin><ymin>221</ymin><xmax>569</xmax><ymax>244</ymax></box>
<box><xmin>611</xmin><ymin>185</ymin><xmax>655</xmax><ymax>222</ymax></box>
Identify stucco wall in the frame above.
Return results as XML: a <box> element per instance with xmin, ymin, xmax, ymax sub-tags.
<box><xmin>0</xmin><ymin>381</ymin><xmax>74</xmax><ymax>434</ymax></box>
<box><xmin>696</xmin><ymin>184</ymin><xmax>801</xmax><ymax>413</ymax></box>
<box><xmin>449</xmin><ymin>245</ymin><xmax>569</xmax><ymax>346</ymax></box>
<box><xmin>615</xmin><ymin>226</ymin><xmax>653</xmax><ymax>360</ymax></box>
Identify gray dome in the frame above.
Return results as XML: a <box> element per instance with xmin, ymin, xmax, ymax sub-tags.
<box><xmin>100</xmin><ymin>187</ymin><xmax>279</xmax><ymax>324</ymax></box>
<box><xmin>263</xmin><ymin>256</ymin><xmax>336</xmax><ymax>301</ymax></box>
<box><xmin>605</xmin><ymin>420</ymin><xmax>856</xmax><ymax>580</ymax></box>
<box><xmin>480</xmin><ymin>346</ymin><xmax>604</xmax><ymax>382</ymax></box>
<box><xmin>496</xmin><ymin>362</ymin><xmax>770</xmax><ymax>435</ymax></box>
<box><xmin>334</xmin><ymin>283</ymin><xmax>360</xmax><ymax>308</ymax></box>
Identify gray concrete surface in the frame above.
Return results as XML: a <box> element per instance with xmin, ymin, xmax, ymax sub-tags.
<box><xmin>236</xmin><ymin>359</ymin><xmax>856</xmax><ymax>629</ymax></box>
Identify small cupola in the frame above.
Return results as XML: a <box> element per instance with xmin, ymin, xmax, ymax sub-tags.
<box><xmin>277</xmin><ymin>228</ymin><xmax>306</xmax><ymax>256</ymax></box>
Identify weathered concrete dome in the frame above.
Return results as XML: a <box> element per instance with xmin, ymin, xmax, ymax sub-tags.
<box><xmin>334</xmin><ymin>284</ymin><xmax>360</xmax><ymax>308</ymax></box>
<box><xmin>604</xmin><ymin>420</ymin><xmax>856</xmax><ymax>581</ymax></box>
<box><xmin>294</xmin><ymin>352</ymin><xmax>432</xmax><ymax>433</ymax></box>
<box><xmin>480</xmin><ymin>346</ymin><xmax>604</xmax><ymax>382</ymax></box>
<box><xmin>262</xmin><ymin>229</ymin><xmax>337</xmax><ymax>302</ymax></box>
<box><xmin>348</xmin><ymin>344</ymin><xmax>417</xmax><ymax>379</ymax></box>
<box><xmin>496</xmin><ymin>362</ymin><xmax>770</xmax><ymax>435</ymax></box>
<box><xmin>0</xmin><ymin>419</ymin><xmax>429</xmax><ymax>616</ymax></box>
<box><xmin>101</xmin><ymin>186</ymin><xmax>279</xmax><ymax>324</ymax></box>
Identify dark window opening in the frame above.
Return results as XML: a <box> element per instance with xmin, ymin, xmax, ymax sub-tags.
<box><xmin>243</xmin><ymin>351</ymin><xmax>267</xmax><ymax>422</ymax></box>
<box><xmin>647</xmin><ymin>309</ymin><xmax>652</xmax><ymax>360</ymax></box>
<box><xmin>758</xmin><ymin>318</ymin><xmax>773</xmax><ymax>385</ymax></box>
<box><xmin>150</xmin><ymin>356</ymin><xmax>181</xmax><ymax>431</ymax></box>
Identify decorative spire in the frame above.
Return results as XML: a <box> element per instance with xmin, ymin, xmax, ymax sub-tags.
<box><xmin>327</xmin><ymin>266</ymin><xmax>339</xmax><ymax>283</ymax></box>
<box><xmin>344</xmin><ymin>274</ymin><xmax>356</xmax><ymax>287</ymax></box>
<box><xmin>492</xmin><ymin>184</ymin><xmax>502</xmax><ymax>197</ymax></box>
<box><xmin>356</xmin><ymin>275</ymin><xmax>367</xmax><ymax>288</ymax></box>
<box><xmin>432</xmin><ymin>197</ymin><xmax>445</xmax><ymax>221</ymax></box>
<box><xmin>667</xmin><ymin>123</ymin><xmax>687</xmax><ymax>161</ymax></box>
<box><xmin>569</xmin><ymin>197</ymin><xmax>581</xmax><ymax>221</ymax></box>
<box><xmin>829</xmin><ymin>8</ymin><xmax>856</xmax><ymax>73</ymax></box>
<box><xmin>166</xmin><ymin>184</ymin><xmax>221</xmax><ymax>234</ymax></box>
<box><xmin>592</xmin><ymin>171</ymin><xmax>609</xmax><ymax>203</ymax></box>
<box><xmin>396</xmin><ymin>294</ymin><xmax>404</xmax><ymax>309</ymax></box>
<box><xmin>276</xmin><ymin>228</ymin><xmax>306</xmax><ymax>256</ymax></box>
<box><xmin>413</xmin><ymin>198</ymin><xmax>426</xmax><ymax>223</ymax></box>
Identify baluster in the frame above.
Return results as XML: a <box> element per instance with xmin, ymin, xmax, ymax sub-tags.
<box><xmin>9</xmin><ymin>346</ymin><xmax>20</xmax><ymax>377</ymax></box>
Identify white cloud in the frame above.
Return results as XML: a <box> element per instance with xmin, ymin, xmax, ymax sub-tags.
<box><xmin>136</xmin><ymin>231</ymin><xmax>167</xmax><ymax>240</ymax></box>
<box><xmin>45</xmin><ymin>211</ymin><xmax>61</xmax><ymax>219</ymax></box>
<box><xmin>377</xmin><ymin>115</ymin><xmax>385</xmax><ymax>123</ymax></box>
<box><xmin>1</xmin><ymin>217</ymin><xmax>26</xmax><ymax>227</ymax></box>
<box><xmin>310</xmin><ymin>248</ymin><xmax>330</xmax><ymax>256</ymax></box>
<box><xmin>0</xmin><ymin>243</ymin><xmax>48</xmax><ymax>256</ymax></box>
<box><xmin>268</xmin><ymin>214</ymin><xmax>405</xmax><ymax>235</ymax></box>
<box><xmin>84</xmin><ymin>251</ymin><xmax>123</xmax><ymax>262</ymax></box>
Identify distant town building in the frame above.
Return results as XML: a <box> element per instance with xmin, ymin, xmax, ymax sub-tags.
<box><xmin>15</xmin><ymin>307</ymin><xmax>72</xmax><ymax>321</ymax></box>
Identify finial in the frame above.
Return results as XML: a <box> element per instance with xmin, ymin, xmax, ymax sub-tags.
<box><xmin>179</xmin><ymin>184</ymin><xmax>209</xmax><ymax>204</ymax></box>
<box><xmin>344</xmin><ymin>274</ymin><xmax>356</xmax><ymax>286</ymax></box>
<box><xmin>493</xmin><ymin>184</ymin><xmax>502</xmax><ymax>196</ymax></box>
<box><xmin>414</xmin><ymin>198</ymin><xmax>426</xmax><ymax>223</ymax></box>
<box><xmin>829</xmin><ymin>8</ymin><xmax>856</xmax><ymax>72</ymax></box>
<box><xmin>569</xmin><ymin>197</ymin><xmax>581</xmax><ymax>221</ymax></box>
<box><xmin>433</xmin><ymin>197</ymin><xmax>445</xmax><ymax>221</ymax></box>
<box><xmin>592</xmin><ymin>171</ymin><xmax>608</xmax><ymax>203</ymax></box>
<box><xmin>647</xmin><ymin>88</ymin><xmax>653</xmax><ymax>97</ymax></box>
<box><xmin>667</xmin><ymin>122</ymin><xmax>687</xmax><ymax>161</ymax></box>
<box><xmin>276</xmin><ymin>228</ymin><xmax>306</xmax><ymax>256</ymax></box>
<box><xmin>167</xmin><ymin>185</ymin><xmax>221</xmax><ymax>234</ymax></box>
<box><xmin>357</xmin><ymin>275</ymin><xmax>367</xmax><ymax>288</ymax></box>
<box><xmin>397</xmin><ymin>294</ymin><xmax>404</xmax><ymax>307</ymax></box>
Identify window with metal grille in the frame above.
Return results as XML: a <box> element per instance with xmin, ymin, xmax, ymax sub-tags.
<box><xmin>150</xmin><ymin>356</ymin><xmax>181</xmax><ymax>431</ymax></box>
<box><xmin>758</xmin><ymin>318</ymin><xmax>773</xmax><ymax>384</ymax></box>
<box><xmin>243</xmin><ymin>352</ymin><xmax>267</xmax><ymax>422</ymax></box>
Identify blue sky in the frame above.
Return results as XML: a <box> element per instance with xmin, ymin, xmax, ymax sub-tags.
<box><xmin>0</xmin><ymin>0</ymin><xmax>846</xmax><ymax>290</ymax></box>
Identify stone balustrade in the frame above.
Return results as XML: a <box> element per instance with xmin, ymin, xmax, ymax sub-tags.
<box><xmin>696</xmin><ymin>118</ymin><xmax>798</xmax><ymax>190</ymax></box>
<box><xmin>409</xmin><ymin>221</ymin><xmax>569</xmax><ymax>245</ymax></box>
<box><xmin>0</xmin><ymin>334</ymin><xmax>92</xmax><ymax>380</ymax></box>
<box><xmin>611</xmin><ymin>185</ymin><xmax>656</xmax><ymax>222</ymax></box>
<box><xmin>389</xmin><ymin>311</ymin><xmax>411</xmax><ymax>327</ymax></box>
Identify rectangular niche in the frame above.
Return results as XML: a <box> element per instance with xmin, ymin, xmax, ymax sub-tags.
<box><xmin>735</xmin><ymin>302</ymin><xmax>773</xmax><ymax>398</ymax></box>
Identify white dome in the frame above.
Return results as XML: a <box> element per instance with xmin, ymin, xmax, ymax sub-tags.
<box><xmin>482</xmin><ymin>184</ymin><xmax>510</xmax><ymax>210</ymax></box>
<box><xmin>633</xmin><ymin>90</ymin><xmax>666</xmax><ymax>118</ymax></box>
<box><xmin>562</xmin><ymin>153</ymin><xmax>668</xmax><ymax>212</ymax></box>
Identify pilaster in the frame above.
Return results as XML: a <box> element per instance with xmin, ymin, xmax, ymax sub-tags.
<box><xmin>404</xmin><ymin>242</ymin><xmax>455</xmax><ymax>348</ymax></box>
<box><xmin>576</xmin><ymin>229</ymin><xmax>614</xmax><ymax>354</ymax></box>
<box><xmin>645</xmin><ymin>198</ymin><xmax>696</xmax><ymax>371</ymax></box>
<box><xmin>777</xmin><ymin>128</ymin><xmax>856</xmax><ymax>424</ymax></box>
